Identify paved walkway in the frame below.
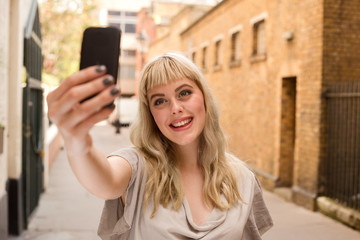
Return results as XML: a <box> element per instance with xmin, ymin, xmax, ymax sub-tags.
<box><xmin>262</xmin><ymin>191</ymin><xmax>360</xmax><ymax>240</ymax></box>
<box><xmin>10</xmin><ymin>121</ymin><xmax>360</xmax><ymax>239</ymax></box>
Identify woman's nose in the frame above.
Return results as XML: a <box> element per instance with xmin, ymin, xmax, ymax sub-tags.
<box><xmin>171</xmin><ymin>100</ymin><xmax>183</xmax><ymax>114</ymax></box>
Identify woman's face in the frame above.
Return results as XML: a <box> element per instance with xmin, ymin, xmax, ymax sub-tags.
<box><xmin>147</xmin><ymin>78</ymin><xmax>206</xmax><ymax>148</ymax></box>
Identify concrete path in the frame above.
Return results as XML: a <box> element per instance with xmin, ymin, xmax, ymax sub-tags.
<box><xmin>9</xmin><ymin>121</ymin><xmax>360</xmax><ymax>239</ymax></box>
<box><xmin>262</xmin><ymin>190</ymin><xmax>360</xmax><ymax>240</ymax></box>
<box><xmin>10</xmin><ymin>121</ymin><xmax>132</xmax><ymax>240</ymax></box>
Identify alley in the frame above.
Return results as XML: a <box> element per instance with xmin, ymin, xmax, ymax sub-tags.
<box><xmin>11</xmin><ymin>121</ymin><xmax>132</xmax><ymax>240</ymax></box>
<box><xmin>12</xmin><ymin>121</ymin><xmax>360</xmax><ymax>240</ymax></box>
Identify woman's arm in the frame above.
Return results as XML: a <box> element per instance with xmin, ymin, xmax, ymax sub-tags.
<box><xmin>46</xmin><ymin>65</ymin><xmax>132</xmax><ymax>200</ymax></box>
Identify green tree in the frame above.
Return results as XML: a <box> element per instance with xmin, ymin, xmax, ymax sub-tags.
<box><xmin>39</xmin><ymin>0</ymin><xmax>99</xmax><ymax>86</ymax></box>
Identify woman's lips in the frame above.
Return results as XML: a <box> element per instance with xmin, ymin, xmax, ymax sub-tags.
<box><xmin>170</xmin><ymin>117</ymin><xmax>193</xmax><ymax>129</ymax></box>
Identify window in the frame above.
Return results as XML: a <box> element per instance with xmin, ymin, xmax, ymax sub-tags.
<box><xmin>214</xmin><ymin>40</ymin><xmax>222</xmax><ymax>68</ymax></box>
<box><xmin>230</xmin><ymin>31</ymin><xmax>241</xmax><ymax>62</ymax></box>
<box><xmin>107</xmin><ymin>10</ymin><xmax>137</xmax><ymax>34</ymax></box>
<box><xmin>120</xmin><ymin>65</ymin><xmax>136</xmax><ymax>79</ymax></box>
<box><xmin>253</xmin><ymin>20</ymin><xmax>266</xmax><ymax>55</ymax></box>
<box><xmin>125</xmin><ymin>23</ymin><xmax>136</xmax><ymax>33</ymax></box>
<box><xmin>202</xmin><ymin>46</ymin><xmax>207</xmax><ymax>70</ymax></box>
<box><xmin>122</xmin><ymin>50</ymin><xmax>136</xmax><ymax>57</ymax></box>
<box><xmin>191</xmin><ymin>51</ymin><xmax>196</xmax><ymax>63</ymax></box>
<box><xmin>108</xmin><ymin>10</ymin><xmax>121</xmax><ymax>16</ymax></box>
<box><xmin>109</xmin><ymin>23</ymin><xmax>121</xmax><ymax>30</ymax></box>
<box><xmin>125</xmin><ymin>11</ymin><xmax>137</xmax><ymax>17</ymax></box>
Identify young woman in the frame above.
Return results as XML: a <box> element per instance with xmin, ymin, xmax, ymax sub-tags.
<box><xmin>47</xmin><ymin>52</ymin><xmax>273</xmax><ymax>239</ymax></box>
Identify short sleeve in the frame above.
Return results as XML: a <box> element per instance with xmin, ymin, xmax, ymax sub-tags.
<box><xmin>242</xmin><ymin>176</ymin><xmax>273</xmax><ymax>239</ymax></box>
<box><xmin>97</xmin><ymin>147</ymin><xmax>146</xmax><ymax>240</ymax></box>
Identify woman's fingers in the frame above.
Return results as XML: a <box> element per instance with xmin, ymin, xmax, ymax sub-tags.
<box><xmin>48</xmin><ymin>73</ymin><xmax>115</xmax><ymax>124</ymax></box>
<box><xmin>46</xmin><ymin>65</ymin><xmax>121</xmax><ymax>141</ymax></box>
<box><xmin>47</xmin><ymin>65</ymin><xmax>106</xmax><ymax>104</ymax></box>
<box><xmin>57</xmin><ymin>85</ymin><xmax>120</xmax><ymax>134</ymax></box>
<box><xmin>61</xmin><ymin>74</ymin><xmax>115</xmax><ymax>109</ymax></box>
<box><xmin>73</xmin><ymin>104</ymin><xmax>116</xmax><ymax>136</ymax></box>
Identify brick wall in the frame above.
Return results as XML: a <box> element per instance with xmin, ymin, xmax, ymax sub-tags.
<box><xmin>181</xmin><ymin>0</ymin><xmax>276</xmax><ymax>180</ymax></box>
<box><xmin>148</xmin><ymin>0</ymin><xmax>360</xmax><ymax>210</ymax></box>
<box><xmin>179</xmin><ymin>0</ymin><xmax>325</xmax><ymax>209</ymax></box>
<box><xmin>317</xmin><ymin>0</ymin><xmax>360</xmax><ymax>207</ymax></box>
<box><xmin>291</xmin><ymin>0</ymin><xmax>324</xmax><ymax>209</ymax></box>
<box><xmin>323</xmin><ymin>0</ymin><xmax>360</xmax><ymax>85</ymax></box>
<box><xmin>148</xmin><ymin>5</ymin><xmax>211</xmax><ymax>60</ymax></box>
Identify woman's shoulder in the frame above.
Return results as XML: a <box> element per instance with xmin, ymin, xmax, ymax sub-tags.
<box><xmin>226</xmin><ymin>153</ymin><xmax>255</xmax><ymax>179</ymax></box>
<box><xmin>108</xmin><ymin>147</ymin><xmax>146</xmax><ymax>171</ymax></box>
<box><xmin>108</xmin><ymin>146</ymin><xmax>143</xmax><ymax>160</ymax></box>
<box><xmin>225</xmin><ymin>153</ymin><xmax>258</xmax><ymax>196</ymax></box>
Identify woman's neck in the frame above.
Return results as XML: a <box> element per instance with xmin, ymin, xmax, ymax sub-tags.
<box><xmin>175</xmin><ymin>142</ymin><xmax>201</xmax><ymax>171</ymax></box>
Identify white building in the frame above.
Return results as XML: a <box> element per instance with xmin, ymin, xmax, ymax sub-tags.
<box><xmin>0</xmin><ymin>0</ymin><xmax>57</xmax><ymax>237</ymax></box>
<box><xmin>98</xmin><ymin>0</ymin><xmax>151</xmax><ymax>96</ymax></box>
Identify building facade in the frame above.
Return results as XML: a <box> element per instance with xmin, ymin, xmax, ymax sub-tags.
<box><xmin>99</xmin><ymin>0</ymin><xmax>151</xmax><ymax>96</ymax></box>
<box><xmin>0</xmin><ymin>0</ymin><xmax>51</xmax><ymax>237</ymax></box>
<box><xmin>147</xmin><ymin>0</ymin><xmax>360</xmax><ymax>229</ymax></box>
<box><xmin>147</xmin><ymin>4</ymin><xmax>211</xmax><ymax>60</ymax></box>
<box><xmin>180</xmin><ymin>0</ymin><xmax>322</xmax><ymax>208</ymax></box>
<box><xmin>106</xmin><ymin>9</ymin><xmax>138</xmax><ymax>96</ymax></box>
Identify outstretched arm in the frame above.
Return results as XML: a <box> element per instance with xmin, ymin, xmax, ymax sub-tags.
<box><xmin>46</xmin><ymin>66</ymin><xmax>132</xmax><ymax>200</ymax></box>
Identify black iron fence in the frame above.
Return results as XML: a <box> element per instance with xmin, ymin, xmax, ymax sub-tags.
<box><xmin>324</xmin><ymin>81</ymin><xmax>360</xmax><ymax>211</ymax></box>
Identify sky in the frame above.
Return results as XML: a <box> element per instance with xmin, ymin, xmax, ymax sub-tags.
<box><xmin>38</xmin><ymin>0</ymin><xmax>220</xmax><ymax>12</ymax></box>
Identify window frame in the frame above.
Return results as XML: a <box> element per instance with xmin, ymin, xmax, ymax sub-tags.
<box><xmin>107</xmin><ymin>9</ymin><xmax>137</xmax><ymax>34</ymax></box>
<box><xmin>191</xmin><ymin>51</ymin><xmax>196</xmax><ymax>64</ymax></box>
<box><xmin>119</xmin><ymin>64</ymin><xmax>136</xmax><ymax>79</ymax></box>
<box><xmin>202</xmin><ymin>46</ymin><xmax>207</xmax><ymax>71</ymax></box>
<box><xmin>199</xmin><ymin>41</ymin><xmax>209</xmax><ymax>72</ymax></box>
<box><xmin>250</xmin><ymin>12</ymin><xmax>268</xmax><ymax>62</ymax></box>
<box><xmin>252</xmin><ymin>20</ymin><xmax>266</xmax><ymax>56</ymax></box>
<box><xmin>212</xmin><ymin>34</ymin><xmax>224</xmax><ymax>71</ymax></box>
<box><xmin>228</xmin><ymin>25</ymin><xmax>242</xmax><ymax>68</ymax></box>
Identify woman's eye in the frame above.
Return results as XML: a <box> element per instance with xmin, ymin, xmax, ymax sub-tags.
<box><xmin>154</xmin><ymin>98</ymin><xmax>166</xmax><ymax>106</ymax></box>
<box><xmin>179</xmin><ymin>90</ymin><xmax>191</xmax><ymax>98</ymax></box>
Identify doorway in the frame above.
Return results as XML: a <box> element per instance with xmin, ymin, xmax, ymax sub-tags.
<box><xmin>279</xmin><ymin>77</ymin><xmax>297</xmax><ymax>187</ymax></box>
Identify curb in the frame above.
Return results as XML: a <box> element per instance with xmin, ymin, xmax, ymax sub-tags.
<box><xmin>317</xmin><ymin>196</ymin><xmax>360</xmax><ymax>231</ymax></box>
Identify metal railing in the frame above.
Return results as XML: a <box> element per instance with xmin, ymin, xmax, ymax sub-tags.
<box><xmin>324</xmin><ymin>81</ymin><xmax>360</xmax><ymax>211</ymax></box>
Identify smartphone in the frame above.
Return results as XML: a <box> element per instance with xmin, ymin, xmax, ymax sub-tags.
<box><xmin>79</xmin><ymin>26</ymin><xmax>121</xmax><ymax>82</ymax></box>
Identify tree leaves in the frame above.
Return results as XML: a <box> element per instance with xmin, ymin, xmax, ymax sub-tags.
<box><xmin>39</xmin><ymin>0</ymin><xmax>99</xmax><ymax>85</ymax></box>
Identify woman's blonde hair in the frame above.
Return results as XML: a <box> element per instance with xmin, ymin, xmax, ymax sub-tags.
<box><xmin>130</xmin><ymin>52</ymin><xmax>242</xmax><ymax>217</ymax></box>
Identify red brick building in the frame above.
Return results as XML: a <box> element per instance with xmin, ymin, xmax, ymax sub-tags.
<box><xmin>148</xmin><ymin>0</ymin><xmax>360</xmax><ymax>229</ymax></box>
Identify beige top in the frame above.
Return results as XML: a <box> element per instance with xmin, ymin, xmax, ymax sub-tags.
<box><xmin>98</xmin><ymin>147</ymin><xmax>273</xmax><ymax>240</ymax></box>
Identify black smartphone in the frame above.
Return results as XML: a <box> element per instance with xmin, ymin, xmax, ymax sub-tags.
<box><xmin>79</xmin><ymin>26</ymin><xmax>121</xmax><ymax>82</ymax></box>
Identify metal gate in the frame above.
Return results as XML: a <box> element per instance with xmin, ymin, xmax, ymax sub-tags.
<box><xmin>324</xmin><ymin>81</ymin><xmax>360</xmax><ymax>211</ymax></box>
<box><xmin>22</xmin><ymin>5</ymin><xmax>43</xmax><ymax>227</ymax></box>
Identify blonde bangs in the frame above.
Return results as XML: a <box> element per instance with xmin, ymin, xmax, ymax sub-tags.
<box><xmin>139</xmin><ymin>53</ymin><xmax>201</xmax><ymax>105</ymax></box>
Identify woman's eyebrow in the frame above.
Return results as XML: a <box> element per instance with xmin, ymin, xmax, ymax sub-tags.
<box><xmin>175</xmin><ymin>84</ymin><xmax>193</xmax><ymax>92</ymax></box>
<box><xmin>149</xmin><ymin>84</ymin><xmax>194</xmax><ymax>101</ymax></box>
<box><xmin>149</xmin><ymin>93</ymin><xmax>165</xmax><ymax>101</ymax></box>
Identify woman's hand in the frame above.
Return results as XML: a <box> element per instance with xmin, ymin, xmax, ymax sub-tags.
<box><xmin>46</xmin><ymin>65</ymin><xmax>120</xmax><ymax>156</ymax></box>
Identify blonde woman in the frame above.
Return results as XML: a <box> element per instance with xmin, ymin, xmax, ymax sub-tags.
<box><xmin>47</xmin><ymin>52</ymin><xmax>273</xmax><ymax>239</ymax></box>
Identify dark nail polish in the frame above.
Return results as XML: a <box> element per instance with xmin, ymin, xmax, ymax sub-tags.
<box><xmin>110</xmin><ymin>87</ymin><xmax>119</xmax><ymax>96</ymax></box>
<box><xmin>106</xmin><ymin>103</ymin><xmax>116</xmax><ymax>109</ymax></box>
<box><xmin>103</xmin><ymin>77</ymin><xmax>113</xmax><ymax>86</ymax></box>
<box><xmin>95</xmin><ymin>65</ymin><xmax>106</xmax><ymax>73</ymax></box>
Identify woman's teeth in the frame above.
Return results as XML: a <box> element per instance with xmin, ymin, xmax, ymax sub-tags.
<box><xmin>172</xmin><ymin>118</ymin><xmax>192</xmax><ymax>127</ymax></box>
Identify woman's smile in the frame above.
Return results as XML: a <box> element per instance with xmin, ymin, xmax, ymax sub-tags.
<box><xmin>170</xmin><ymin>117</ymin><xmax>193</xmax><ymax>129</ymax></box>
